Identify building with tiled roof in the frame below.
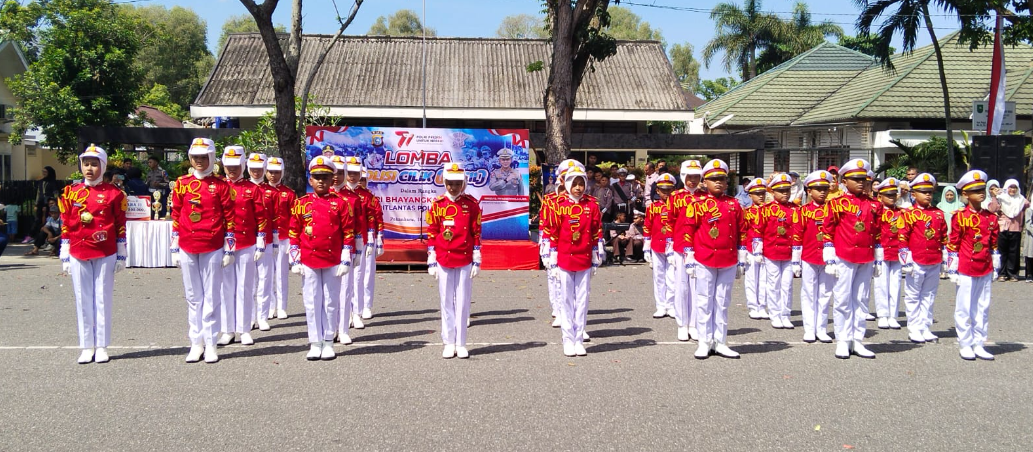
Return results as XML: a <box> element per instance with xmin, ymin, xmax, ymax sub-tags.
<box><xmin>699</xmin><ymin>32</ymin><xmax>1033</xmax><ymax>177</ymax></box>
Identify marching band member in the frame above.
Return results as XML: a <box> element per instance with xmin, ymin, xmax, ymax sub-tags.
<box><xmin>215</xmin><ymin>147</ymin><xmax>270</xmax><ymax>347</ymax></box>
<box><xmin>249</xmin><ymin>153</ymin><xmax>278</xmax><ymax>327</ymax></box>
<box><xmin>872</xmin><ymin>178</ymin><xmax>904</xmax><ymax>330</ymax></box>
<box><xmin>540</xmin><ymin>160</ymin><xmax>581</xmax><ymax>327</ymax></box>
<box><xmin>330</xmin><ymin>155</ymin><xmax>367</xmax><ymax>341</ymax></box>
<box><xmin>759</xmin><ymin>173</ymin><xmax>801</xmax><ymax>330</ymax></box>
<box><xmin>347</xmin><ymin>162</ymin><xmax>378</xmax><ymax>321</ymax></box>
<box><xmin>288</xmin><ymin>156</ymin><xmax>357</xmax><ymax>361</ymax></box>
<box><xmin>171</xmin><ymin>138</ymin><xmax>236</xmax><ymax>364</ymax></box>
<box><xmin>899</xmin><ymin>173</ymin><xmax>948</xmax><ymax>343</ymax></box>
<box><xmin>666</xmin><ymin>160</ymin><xmax>704</xmax><ymax>342</ymax></box>
<box><xmin>59</xmin><ymin>145</ymin><xmax>127</xmax><ymax>364</ymax></box>
<box><xmin>947</xmin><ymin>170</ymin><xmax>1000</xmax><ymax>361</ymax></box>
<box><xmin>683</xmin><ymin>159</ymin><xmax>743</xmax><ymax>359</ymax></box>
<box><xmin>265</xmin><ymin>157</ymin><xmax>296</xmax><ymax>320</ymax></box>
<box><xmin>426</xmin><ymin>163</ymin><xmax>483</xmax><ymax>359</ymax></box>
<box><xmin>643</xmin><ymin>173</ymin><xmax>677</xmax><ymax>319</ymax></box>
<box><xmin>742</xmin><ymin>177</ymin><xmax>769</xmax><ymax>320</ymax></box>
<box><xmin>357</xmin><ymin>168</ymin><xmax>385</xmax><ymax>319</ymax></box>
<box><xmin>545</xmin><ymin>166</ymin><xmax>602</xmax><ymax>357</ymax></box>
<box><xmin>822</xmin><ymin>159</ymin><xmax>883</xmax><ymax>359</ymax></box>
<box><xmin>796</xmin><ymin>170</ymin><xmax>835</xmax><ymax>343</ymax></box>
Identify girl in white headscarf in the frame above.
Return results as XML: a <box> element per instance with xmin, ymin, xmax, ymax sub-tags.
<box><xmin>996</xmin><ymin>179</ymin><xmax>1029</xmax><ymax>281</ymax></box>
<box><xmin>1022</xmin><ymin>191</ymin><xmax>1033</xmax><ymax>282</ymax></box>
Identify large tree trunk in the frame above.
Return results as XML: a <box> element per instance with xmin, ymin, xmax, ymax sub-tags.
<box><xmin>542</xmin><ymin>1</ymin><xmax>576</xmax><ymax>165</ymax></box>
<box><xmin>923</xmin><ymin>6</ymin><xmax>956</xmax><ymax>181</ymax></box>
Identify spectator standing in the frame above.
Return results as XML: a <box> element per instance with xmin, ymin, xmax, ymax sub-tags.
<box><xmin>4</xmin><ymin>202</ymin><xmax>20</xmax><ymax>237</ymax></box>
<box><xmin>643</xmin><ymin>162</ymin><xmax>660</xmax><ymax>203</ymax></box>
<box><xmin>611</xmin><ymin>169</ymin><xmax>634</xmax><ymax>218</ymax></box>
<box><xmin>825</xmin><ymin>166</ymin><xmax>845</xmax><ymax>201</ymax></box>
<box><xmin>1022</xmin><ymin>195</ymin><xmax>1033</xmax><ymax>282</ymax></box>
<box><xmin>895</xmin><ymin>181</ymin><xmax>913</xmax><ymax>209</ymax></box>
<box><xmin>608</xmin><ymin>165</ymin><xmax>620</xmax><ymax>185</ymax></box>
<box><xmin>996</xmin><ymin>179</ymin><xmax>1029</xmax><ymax>281</ymax></box>
<box><xmin>23</xmin><ymin>166</ymin><xmax>58</xmax><ymax>243</ymax></box>
<box><xmin>592</xmin><ymin>170</ymin><xmax>615</xmax><ymax>222</ymax></box>
<box><xmin>124</xmin><ymin>167</ymin><xmax>150</xmax><ymax>196</ymax></box>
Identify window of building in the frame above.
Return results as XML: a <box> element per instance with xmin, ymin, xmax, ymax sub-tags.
<box><xmin>817</xmin><ymin>149</ymin><xmax>849</xmax><ymax>172</ymax></box>
<box><xmin>773</xmin><ymin>150</ymin><xmax>790</xmax><ymax>173</ymax></box>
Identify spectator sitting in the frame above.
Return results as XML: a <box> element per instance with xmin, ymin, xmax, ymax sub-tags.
<box><xmin>24</xmin><ymin>207</ymin><xmax>62</xmax><ymax>256</ymax></box>
<box><xmin>0</xmin><ymin>204</ymin><xmax>7</xmax><ymax>259</ymax></box>
<box><xmin>608</xmin><ymin>211</ymin><xmax>645</xmax><ymax>265</ymax></box>
<box><xmin>124</xmin><ymin>167</ymin><xmax>150</xmax><ymax>196</ymax></box>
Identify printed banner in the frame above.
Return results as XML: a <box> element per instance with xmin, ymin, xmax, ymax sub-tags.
<box><xmin>306</xmin><ymin>126</ymin><xmax>530</xmax><ymax>241</ymax></box>
<box><xmin>126</xmin><ymin>195</ymin><xmax>152</xmax><ymax>220</ymax></box>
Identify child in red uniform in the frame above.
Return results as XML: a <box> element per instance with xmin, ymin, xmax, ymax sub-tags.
<box><xmin>742</xmin><ymin>177</ymin><xmax>769</xmax><ymax>320</ymax></box>
<box><xmin>288</xmin><ymin>157</ymin><xmax>356</xmax><ymax>361</ymax></box>
<box><xmin>898</xmin><ymin>173</ymin><xmax>948</xmax><ymax>344</ymax></box>
<box><xmin>59</xmin><ymin>145</ymin><xmax>127</xmax><ymax>364</ymax></box>
<box><xmin>947</xmin><ymin>170</ymin><xmax>1000</xmax><ymax>360</ymax></box>
<box><xmin>796</xmin><ymin>170</ymin><xmax>835</xmax><ymax>343</ymax></box>
<box><xmin>666</xmin><ymin>160</ymin><xmax>705</xmax><ymax>341</ymax></box>
<box><xmin>329</xmin><ymin>155</ymin><xmax>368</xmax><ymax>338</ymax></box>
<box><xmin>872</xmin><ymin>178</ymin><xmax>904</xmax><ymax>330</ymax></box>
<box><xmin>545</xmin><ymin>167</ymin><xmax>603</xmax><ymax>357</ymax></box>
<box><xmin>265</xmin><ymin>157</ymin><xmax>296</xmax><ymax>320</ymax></box>
<box><xmin>356</xmin><ymin>167</ymin><xmax>384</xmax><ymax>319</ymax></box>
<box><xmin>643</xmin><ymin>173</ymin><xmax>677</xmax><ymax>319</ymax></box>
<box><xmin>759</xmin><ymin>173</ymin><xmax>801</xmax><ymax>330</ymax></box>
<box><xmin>540</xmin><ymin>160</ymin><xmax>582</xmax><ymax>326</ymax></box>
<box><xmin>426</xmin><ymin>163</ymin><xmax>483</xmax><ymax>359</ymax></box>
<box><xmin>684</xmin><ymin>159</ymin><xmax>744</xmax><ymax>359</ymax></box>
<box><xmin>171</xmin><ymin>138</ymin><xmax>236</xmax><ymax>364</ymax></box>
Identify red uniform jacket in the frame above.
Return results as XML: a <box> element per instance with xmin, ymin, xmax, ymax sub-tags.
<box><xmin>877</xmin><ymin>205</ymin><xmax>903</xmax><ymax>262</ymax></box>
<box><xmin>288</xmin><ymin>192</ymin><xmax>357</xmax><ymax>269</ymax></box>
<box><xmin>545</xmin><ymin>194</ymin><xmax>603</xmax><ymax>272</ymax></box>
<box><xmin>899</xmin><ymin>204</ymin><xmax>948</xmax><ymax>266</ymax></box>
<box><xmin>667</xmin><ymin>189</ymin><xmax>704</xmax><ymax>253</ymax></box>
<box><xmin>760</xmin><ymin>201</ymin><xmax>800</xmax><ymax>261</ymax></box>
<box><xmin>822</xmin><ymin>193</ymin><xmax>883</xmax><ymax>264</ymax></box>
<box><xmin>172</xmin><ymin>174</ymin><xmax>235</xmax><ymax>255</ymax></box>
<box><xmin>353</xmin><ymin>186</ymin><xmax>379</xmax><ymax>237</ymax></box>
<box><xmin>426</xmin><ymin>194</ymin><xmax>482</xmax><ymax>268</ymax></box>
<box><xmin>947</xmin><ymin>205</ymin><xmax>999</xmax><ymax>277</ymax></box>
<box><xmin>684</xmin><ymin>193</ymin><xmax>745</xmax><ymax>269</ymax></box>
<box><xmin>58</xmin><ymin>183</ymin><xmax>127</xmax><ymax>260</ymax></box>
<box><xmin>795</xmin><ymin>201</ymin><xmax>831</xmax><ymax>266</ymax></box>
<box><xmin>357</xmin><ymin>187</ymin><xmax>384</xmax><ymax>234</ymax></box>
<box><xmin>258</xmin><ymin>182</ymin><xmax>281</xmax><ymax>241</ymax></box>
<box><xmin>228</xmin><ymin>178</ymin><xmax>271</xmax><ymax>249</ymax></box>
<box><xmin>538</xmin><ymin>192</ymin><xmax>558</xmax><ymax>241</ymax></box>
<box><xmin>271</xmin><ymin>184</ymin><xmax>296</xmax><ymax>242</ymax></box>
<box><xmin>334</xmin><ymin>187</ymin><xmax>368</xmax><ymax>242</ymax></box>
<box><xmin>743</xmin><ymin>203</ymin><xmax>765</xmax><ymax>252</ymax></box>
<box><xmin>643</xmin><ymin>197</ymin><xmax>673</xmax><ymax>254</ymax></box>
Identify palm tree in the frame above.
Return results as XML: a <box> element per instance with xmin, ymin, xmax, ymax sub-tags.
<box><xmin>757</xmin><ymin>2</ymin><xmax>844</xmax><ymax>73</ymax></box>
<box><xmin>703</xmin><ymin>0</ymin><xmax>784</xmax><ymax>81</ymax></box>
<box><xmin>855</xmin><ymin>0</ymin><xmax>959</xmax><ymax>180</ymax></box>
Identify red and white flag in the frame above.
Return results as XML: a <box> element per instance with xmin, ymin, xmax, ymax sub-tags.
<box><xmin>987</xmin><ymin>13</ymin><xmax>1007</xmax><ymax>135</ymax></box>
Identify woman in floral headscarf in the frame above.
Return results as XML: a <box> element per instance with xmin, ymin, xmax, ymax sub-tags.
<box><xmin>936</xmin><ymin>186</ymin><xmax>965</xmax><ymax>279</ymax></box>
<box><xmin>996</xmin><ymin>179</ymin><xmax>1029</xmax><ymax>281</ymax></box>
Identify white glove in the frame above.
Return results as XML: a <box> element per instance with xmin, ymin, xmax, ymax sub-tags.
<box><xmin>823</xmin><ymin>244</ymin><xmax>839</xmax><ymax>277</ymax></box>
<box><xmin>992</xmin><ymin>250</ymin><xmax>1001</xmax><ymax>280</ymax></box>
<box><xmin>336</xmin><ymin>247</ymin><xmax>353</xmax><ymax>276</ymax></box>
<box><xmin>60</xmin><ymin>239</ymin><xmax>71</xmax><ymax>274</ymax></box>
<box><xmin>596</xmin><ymin>240</ymin><xmax>606</xmax><ymax>265</ymax></box>
<box><xmin>791</xmin><ymin>246</ymin><xmax>802</xmax><ymax>278</ymax></box>
<box><xmin>471</xmin><ymin>247</ymin><xmax>481</xmax><ymax>279</ymax></box>
<box><xmin>222</xmin><ymin>253</ymin><xmax>234</xmax><ymax>268</ymax></box>
<box><xmin>291</xmin><ymin>264</ymin><xmax>304</xmax><ymax>274</ymax></box>
<box><xmin>376</xmin><ymin>234</ymin><xmax>385</xmax><ymax>257</ymax></box>
<box><xmin>355</xmin><ymin>237</ymin><xmax>364</xmax><ymax>256</ymax></box>
<box><xmin>427</xmin><ymin>248</ymin><xmax>439</xmax><ymax>280</ymax></box>
<box><xmin>548</xmin><ymin>250</ymin><xmax>560</xmax><ymax>279</ymax></box>
<box><xmin>899</xmin><ymin>248</ymin><xmax>913</xmax><ymax>275</ymax></box>
<box><xmin>254</xmin><ymin>234</ymin><xmax>266</xmax><ymax>261</ymax></box>
<box><xmin>751</xmin><ymin>238</ymin><xmax>764</xmax><ymax>264</ymax></box>
<box><xmin>940</xmin><ymin>248</ymin><xmax>949</xmax><ymax>274</ymax></box>
<box><xmin>115</xmin><ymin>240</ymin><xmax>127</xmax><ymax>273</ymax></box>
<box><xmin>367</xmin><ymin>230</ymin><xmax>375</xmax><ymax>246</ymax></box>
<box><xmin>737</xmin><ymin>246</ymin><xmax>748</xmax><ymax>265</ymax></box>
<box><xmin>664</xmin><ymin>239</ymin><xmax>674</xmax><ymax>257</ymax></box>
<box><xmin>685</xmin><ymin>249</ymin><xmax>696</xmax><ymax>278</ymax></box>
<box><xmin>222</xmin><ymin>232</ymin><xmax>236</xmax><ymax>267</ymax></box>
<box><xmin>947</xmin><ymin>251</ymin><xmax>959</xmax><ymax>283</ymax></box>
<box><xmin>873</xmin><ymin>245</ymin><xmax>884</xmax><ymax>277</ymax></box>
<box><xmin>736</xmin><ymin>262</ymin><xmax>744</xmax><ymax>279</ymax></box>
<box><xmin>170</xmin><ymin>234</ymin><xmax>181</xmax><ymax>267</ymax></box>
<box><xmin>643</xmin><ymin>239</ymin><xmax>652</xmax><ymax>264</ymax></box>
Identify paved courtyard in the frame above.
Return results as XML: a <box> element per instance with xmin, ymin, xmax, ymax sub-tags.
<box><xmin>1</xmin><ymin>244</ymin><xmax>1031</xmax><ymax>451</ymax></box>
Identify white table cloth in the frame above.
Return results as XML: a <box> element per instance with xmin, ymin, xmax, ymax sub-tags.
<box><xmin>126</xmin><ymin>220</ymin><xmax>173</xmax><ymax>268</ymax></box>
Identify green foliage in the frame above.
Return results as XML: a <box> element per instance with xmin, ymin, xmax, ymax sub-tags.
<box><xmin>669</xmin><ymin>43</ymin><xmax>701</xmax><ymax>90</ymax></box>
<box><xmin>123</xmin><ymin>4</ymin><xmax>212</xmax><ymax>111</ymax></box>
<box><xmin>875</xmin><ymin>136</ymin><xmax>972</xmax><ymax>180</ymax></box>
<box><xmin>703</xmin><ymin>0</ymin><xmax>784</xmax><ymax>81</ymax></box>
<box><xmin>756</xmin><ymin>2</ymin><xmax>843</xmax><ymax>73</ymax></box>
<box><xmin>526</xmin><ymin>60</ymin><xmax>545</xmax><ymax>73</ymax></box>
<box><xmin>529</xmin><ymin>164</ymin><xmax>542</xmax><ymax>219</ymax></box>
<box><xmin>695</xmin><ymin>77</ymin><xmax>739</xmax><ymax>101</ymax></box>
<box><xmin>1</xmin><ymin>0</ymin><xmax>144</xmax><ymax>163</ymax></box>
<box><xmin>854</xmin><ymin>0</ymin><xmax>939</xmax><ymax>71</ymax></box>
<box><xmin>605</xmin><ymin>6</ymin><xmax>666</xmax><ymax>48</ymax></box>
<box><xmin>216</xmin><ymin>14</ymin><xmax>286</xmax><ymax>55</ymax></box>
<box><xmin>497</xmin><ymin>14</ymin><xmax>548</xmax><ymax>39</ymax></box>
<box><xmin>367</xmin><ymin>9</ymin><xmax>436</xmax><ymax>36</ymax></box>
<box><xmin>838</xmin><ymin>33</ymin><xmax>895</xmax><ymax>56</ymax></box>
<box><xmin>236</xmin><ymin>96</ymin><xmax>338</xmax><ymax>156</ymax></box>
<box><xmin>140</xmin><ymin>84</ymin><xmax>188</xmax><ymax>120</ymax></box>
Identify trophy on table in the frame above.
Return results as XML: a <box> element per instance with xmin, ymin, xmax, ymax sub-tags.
<box><xmin>151</xmin><ymin>191</ymin><xmax>163</xmax><ymax>220</ymax></box>
<box><xmin>165</xmin><ymin>181</ymin><xmax>176</xmax><ymax>220</ymax></box>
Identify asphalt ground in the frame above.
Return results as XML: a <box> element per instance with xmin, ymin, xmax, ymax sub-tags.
<box><xmin>1</xmin><ymin>244</ymin><xmax>1031</xmax><ymax>451</ymax></box>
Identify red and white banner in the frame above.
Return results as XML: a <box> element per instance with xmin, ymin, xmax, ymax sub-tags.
<box><xmin>987</xmin><ymin>14</ymin><xmax>1007</xmax><ymax>136</ymax></box>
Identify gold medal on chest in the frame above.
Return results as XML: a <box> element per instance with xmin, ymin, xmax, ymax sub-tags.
<box><xmin>973</xmin><ymin>242</ymin><xmax>984</xmax><ymax>253</ymax></box>
<box><xmin>924</xmin><ymin>229</ymin><xmax>934</xmax><ymax>240</ymax></box>
<box><xmin>854</xmin><ymin>221</ymin><xmax>865</xmax><ymax>232</ymax></box>
<box><xmin>777</xmin><ymin>226</ymin><xmax>786</xmax><ymax>236</ymax></box>
<box><xmin>443</xmin><ymin>228</ymin><xmax>454</xmax><ymax>241</ymax></box>
<box><xmin>189</xmin><ymin>211</ymin><xmax>202</xmax><ymax>223</ymax></box>
<box><xmin>572</xmin><ymin>231</ymin><xmax>581</xmax><ymax>242</ymax></box>
<box><xmin>80</xmin><ymin>211</ymin><xmax>94</xmax><ymax>224</ymax></box>
<box><xmin>816</xmin><ymin>232</ymin><xmax>824</xmax><ymax>242</ymax></box>
<box><xmin>305</xmin><ymin>225</ymin><xmax>313</xmax><ymax>235</ymax></box>
<box><xmin>890</xmin><ymin>225</ymin><xmax>899</xmax><ymax>234</ymax></box>
<box><xmin>709</xmin><ymin>226</ymin><xmax>719</xmax><ymax>239</ymax></box>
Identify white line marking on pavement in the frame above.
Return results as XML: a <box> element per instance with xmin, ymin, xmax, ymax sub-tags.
<box><xmin>0</xmin><ymin>341</ymin><xmax>1029</xmax><ymax>350</ymax></box>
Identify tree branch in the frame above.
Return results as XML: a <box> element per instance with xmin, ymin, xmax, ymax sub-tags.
<box><xmin>297</xmin><ymin>0</ymin><xmax>364</xmax><ymax>144</ymax></box>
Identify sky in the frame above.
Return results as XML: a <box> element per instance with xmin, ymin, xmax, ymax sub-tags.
<box><xmin>148</xmin><ymin>0</ymin><xmax>959</xmax><ymax>81</ymax></box>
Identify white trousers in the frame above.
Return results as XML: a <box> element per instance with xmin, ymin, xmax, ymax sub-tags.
<box><xmin>904</xmin><ymin>263</ymin><xmax>939</xmax><ymax>333</ymax></box>
<box><xmin>765</xmin><ymin>258</ymin><xmax>794</xmax><ymax>321</ymax></box>
<box><xmin>303</xmin><ymin>266</ymin><xmax>341</xmax><ymax>343</ymax></box>
<box><xmin>438</xmin><ymin>264</ymin><xmax>472</xmax><ymax>346</ymax></box>
<box><xmin>272</xmin><ymin>238</ymin><xmax>290</xmax><ymax>312</ymax></box>
<box><xmin>744</xmin><ymin>258</ymin><xmax>767</xmax><ymax>313</ymax></box>
<box><xmin>220</xmin><ymin>246</ymin><xmax>256</xmax><ymax>334</ymax></box>
<box><xmin>832</xmin><ymin>260</ymin><xmax>874</xmax><ymax>343</ymax></box>
<box><xmin>800</xmin><ymin>262</ymin><xmax>832</xmax><ymax>336</ymax></box>
<box><xmin>255</xmin><ymin>244</ymin><xmax>274</xmax><ymax>319</ymax></box>
<box><xmin>337</xmin><ymin>258</ymin><xmax>357</xmax><ymax>336</ymax></box>
<box><xmin>546</xmin><ymin>267</ymin><xmax>561</xmax><ymax>315</ymax></box>
<box><xmin>955</xmin><ymin>274</ymin><xmax>992</xmax><ymax>348</ymax></box>
<box><xmin>360</xmin><ymin>243</ymin><xmax>377</xmax><ymax>311</ymax></box>
<box><xmin>558</xmin><ymin>268</ymin><xmax>591</xmax><ymax>346</ymax></box>
<box><xmin>70</xmin><ymin>254</ymin><xmax>116</xmax><ymax>349</ymax></box>
<box><xmin>694</xmin><ymin>265</ymin><xmax>736</xmax><ymax>344</ymax></box>
<box><xmin>180</xmin><ymin>250</ymin><xmax>223</xmax><ymax>346</ymax></box>
<box><xmin>873</xmin><ymin>261</ymin><xmax>902</xmax><ymax>318</ymax></box>
<box><xmin>650</xmin><ymin>250</ymin><xmax>675</xmax><ymax>311</ymax></box>
<box><xmin>671</xmin><ymin>253</ymin><xmax>694</xmax><ymax>328</ymax></box>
